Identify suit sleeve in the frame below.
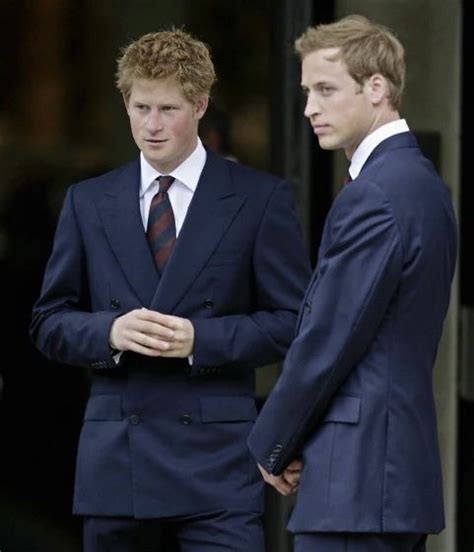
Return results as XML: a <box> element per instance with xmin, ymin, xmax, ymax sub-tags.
<box><xmin>29</xmin><ymin>187</ymin><xmax>118</xmax><ymax>367</ymax></box>
<box><xmin>247</xmin><ymin>180</ymin><xmax>403</xmax><ymax>474</ymax></box>
<box><xmin>191</xmin><ymin>179</ymin><xmax>312</xmax><ymax>372</ymax></box>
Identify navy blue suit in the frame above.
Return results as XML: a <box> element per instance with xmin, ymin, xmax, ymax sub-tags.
<box><xmin>30</xmin><ymin>151</ymin><xmax>311</xmax><ymax>528</ymax></box>
<box><xmin>248</xmin><ymin>133</ymin><xmax>457</xmax><ymax>541</ymax></box>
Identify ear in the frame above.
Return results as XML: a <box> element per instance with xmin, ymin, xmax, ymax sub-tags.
<box><xmin>366</xmin><ymin>74</ymin><xmax>388</xmax><ymax>105</ymax></box>
<box><xmin>194</xmin><ymin>96</ymin><xmax>209</xmax><ymax>120</ymax></box>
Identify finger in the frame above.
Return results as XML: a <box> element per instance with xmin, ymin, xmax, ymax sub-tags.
<box><xmin>267</xmin><ymin>474</ymin><xmax>294</xmax><ymax>496</ymax></box>
<box><xmin>282</xmin><ymin>471</ymin><xmax>300</xmax><ymax>486</ymax></box>
<box><xmin>134</xmin><ymin>309</ymin><xmax>177</xmax><ymax>332</ymax></box>
<box><xmin>121</xmin><ymin>330</ymin><xmax>170</xmax><ymax>352</ymax></box>
<box><xmin>258</xmin><ymin>464</ymin><xmax>271</xmax><ymax>481</ymax></box>
<box><xmin>283</xmin><ymin>469</ymin><xmax>298</xmax><ymax>482</ymax></box>
<box><xmin>148</xmin><ymin>326</ymin><xmax>175</xmax><ymax>341</ymax></box>
<box><xmin>133</xmin><ymin>320</ymin><xmax>175</xmax><ymax>340</ymax></box>
<box><xmin>158</xmin><ymin>347</ymin><xmax>187</xmax><ymax>358</ymax></box>
<box><xmin>145</xmin><ymin>338</ymin><xmax>171</xmax><ymax>352</ymax></box>
<box><xmin>286</xmin><ymin>459</ymin><xmax>303</xmax><ymax>471</ymax></box>
<box><xmin>125</xmin><ymin>341</ymin><xmax>162</xmax><ymax>357</ymax></box>
<box><xmin>159</xmin><ymin>335</ymin><xmax>193</xmax><ymax>358</ymax></box>
<box><xmin>167</xmin><ymin>332</ymin><xmax>192</xmax><ymax>349</ymax></box>
<box><xmin>161</xmin><ymin>336</ymin><xmax>194</xmax><ymax>356</ymax></box>
<box><xmin>285</xmin><ymin>467</ymin><xmax>301</xmax><ymax>475</ymax></box>
<box><xmin>134</xmin><ymin>308</ymin><xmax>164</xmax><ymax>322</ymax></box>
<box><xmin>274</xmin><ymin>480</ymin><xmax>294</xmax><ymax>496</ymax></box>
<box><xmin>151</xmin><ymin>312</ymin><xmax>180</xmax><ymax>329</ymax></box>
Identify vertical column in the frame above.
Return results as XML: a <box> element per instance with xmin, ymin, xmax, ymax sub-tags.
<box><xmin>19</xmin><ymin>0</ymin><xmax>69</xmax><ymax>149</ymax></box>
<box><xmin>270</xmin><ymin>0</ymin><xmax>314</xmax><ymax>237</ymax></box>
<box><xmin>267</xmin><ymin>3</ymin><xmax>314</xmax><ymax>551</ymax></box>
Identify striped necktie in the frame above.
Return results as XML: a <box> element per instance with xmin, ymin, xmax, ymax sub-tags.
<box><xmin>146</xmin><ymin>175</ymin><xmax>176</xmax><ymax>271</ymax></box>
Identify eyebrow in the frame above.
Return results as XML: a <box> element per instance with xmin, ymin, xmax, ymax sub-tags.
<box><xmin>301</xmin><ymin>80</ymin><xmax>334</xmax><ymax>88</ymax></box>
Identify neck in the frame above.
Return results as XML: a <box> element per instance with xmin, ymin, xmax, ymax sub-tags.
<box><xmin>345</xmin><ymin>110</ymin><xmax>402</xmax><ymax>160</ymax></box>
<box><xmin>370</xmin><ymin>109</ymin><xmax>400</xmax><ymax>134</ymax></box>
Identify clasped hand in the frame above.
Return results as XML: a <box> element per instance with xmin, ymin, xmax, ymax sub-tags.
<box><xmin>257</xmin><ymin>460</ymin><xmax>303</xmax><ymax>496</ymax></box>
<box><xmin>109</xmin><ymin>308</ymin><xmax>194</xmax><ymax>357</ymax></box>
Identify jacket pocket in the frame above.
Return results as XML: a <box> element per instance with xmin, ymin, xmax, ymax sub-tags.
<box><xmin>84</xmin><ymin>395</ymin><xmax>122</xmax><ymax>421</ymax></box>
<box><xmin>323</xmin><ymin>395</ymin><xmax>360</xmax><ymax>424</ymax></box>
<box><xmin>200</xmin><ymin>396</ymin><xmax>257</xmax><ymax>423</ymax></box>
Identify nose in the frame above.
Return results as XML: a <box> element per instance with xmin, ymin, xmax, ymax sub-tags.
<box><xmin>145</xmin><ymin>109</ymin><xmax>163</xmax><ymax>133</ymax></box>
<box><xmin>304</xmin><ymin>93</ymin><xmax>320</xmax><ymax>119</ymax></box>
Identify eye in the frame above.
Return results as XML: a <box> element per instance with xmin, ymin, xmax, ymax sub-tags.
<box><xmin>320</xmin><ymin>86</ymin><xmax>334</xmax><ymax>96</ymax></box>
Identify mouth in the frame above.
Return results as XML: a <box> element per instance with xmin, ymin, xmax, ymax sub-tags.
<box><xmin>312</xmin><ymin>124</ymin><xmax>330</xmax><ymax>134</ymax></box>
<box><xmin>145</xmin><ymin>138</ymin><xmax>168</xmax><ymax>145</ymax></box>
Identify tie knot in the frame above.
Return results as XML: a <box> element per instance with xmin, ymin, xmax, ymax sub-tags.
<box><xmin>158</xmin><ymin>175</ymin><xmax>175</xmax><ymax>193</ymax></box>
<box><xmin>343</xmin><ymin>174</ymin><xmax>352</xmax><ymax>186</ymax></box>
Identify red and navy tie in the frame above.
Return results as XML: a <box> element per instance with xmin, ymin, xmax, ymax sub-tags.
<box><xmin>146</xmin><ymin>175</ymin><xmax>176</xmax><ymax>271</ymax></box>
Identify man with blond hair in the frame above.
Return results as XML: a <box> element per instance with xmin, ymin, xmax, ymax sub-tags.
<box><xmin>248</xmin><ymin>15</ymin><xmax>457</xmax><ymax>552</ymax></box>
<box><xmin>30</xmin><ymin>29</ymin><xmax>310</xmax><ymax>551</ymax></box>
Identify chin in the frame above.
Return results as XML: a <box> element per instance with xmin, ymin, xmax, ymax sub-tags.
<box><xmin>318</xmin><ymin>139</ymin><xmax>339</xmax><ymax>151</ymax></box>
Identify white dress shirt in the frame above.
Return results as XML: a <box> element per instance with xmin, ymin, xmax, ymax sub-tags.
<box><xmin>139</xmin><ymin>139</ymin><xmax>207</xmax><ymax>233</ymax></box>
<box><xmin>348</xmin><ymin>119</ymin><xmax>410</xmax><ymax>179</ymax></box>
<box><xmin>134</xmin><ymin>139</ymin><xmax>206</xmax><ymax>366</ymax></box>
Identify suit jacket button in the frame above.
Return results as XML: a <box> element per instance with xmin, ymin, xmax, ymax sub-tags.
<box><xmin>204</xmin><ymin>299</ymin><xmax>214</xmax><ymax>309</ymax></box>
<box><xmin>110</xmin><ymin>299</ymin><xmax>121</xmax><ymax>310</ymax></box>
<box><xmin>129</xmin><ymin>414</ymin><xmax>140</xmax><ymax>425</ymax></box>
<box><xmin>180</xmin><ymin>414</ymin><xmax>192</xmax><ymax>425</ymax></box>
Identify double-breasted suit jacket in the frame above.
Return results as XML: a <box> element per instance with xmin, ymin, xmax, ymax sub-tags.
<box><xmin>30</xmin><ymin>150</ymin><xmax>311</xmax><ymax>518</ymax></box>
<box><xmin>248</xmin><ymin>132</ymin><xmax>458</xmax><ymax>534</ymax></box>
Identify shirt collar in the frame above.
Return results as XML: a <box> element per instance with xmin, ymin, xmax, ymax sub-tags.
<box><xmin>140</xmin><ymin>138</ymin><xmax>207</xmax><ymax>197</ymax></box>
<box><xmin>349</xmin><ymin>119</ymin><xmax>410</xmax><ymax>179</ymax></box>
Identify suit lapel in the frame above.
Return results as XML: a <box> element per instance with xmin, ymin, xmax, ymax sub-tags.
<box><xmin>151</xmin><ymin>152</ymin><xmax>246</xmax><ymax>313</ymax></box>
<box><xmin>98</xmin><ymin>160</ymin><xmax>159</xmax><ymax>306</ymax></box>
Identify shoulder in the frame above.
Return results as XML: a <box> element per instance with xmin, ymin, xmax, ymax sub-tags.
<box><xmin>69</xmin><ymin>159</ymin><xmax>139</xmax><ymax>198</ymax></box>
<box><xmin>207</xmin><ymin>150</ymin><xmax>289</xmax><ymax>197</ymax></box>
<box><xmin>326</xmin><ymin>178</ymin><xmax>400</xmax><ymax>244</ymax></box>
<box><xmin>359</xmin><ymin>138</ymin><xmax>453</xmax><ymax>223</ymax></box>
<box><xmin>362</xmin><ymin>132</ymin><xmax>447</xmax><ymax>192</ymax></box>
<box><xmin>335</xmin><ymin>177</ymin><xmax>392</xmax><ymax>213</ymax></box>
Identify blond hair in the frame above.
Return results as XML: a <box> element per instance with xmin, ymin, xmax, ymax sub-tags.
<box><xmin>295</xmin><ymin>15</ymin><xmax>405</xmax><ymax>110</ymax></box>
<box><xmin>116</xmin><ymin>29</ymin><xmax>216</xmax><ymax>104</ymax></box>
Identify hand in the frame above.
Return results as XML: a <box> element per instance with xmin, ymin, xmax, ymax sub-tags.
<box><xmin>282</xmin><ymin>459</ymin><xmax>303</xmax><ymax>488</ymax></box>
<box><xmin>257</xmin><ymin>462</ymin><xmax>300</xmax><ymax>496</ymax></box>
<box><xmin>150</xmin><ymin>312</ymin><xmax>195</xmax><ymax>358</ymax></box>
<box><xmin>109</xmin><ymin>308</ymin><xmax>194</xmax><ymax>358</ymax></box>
